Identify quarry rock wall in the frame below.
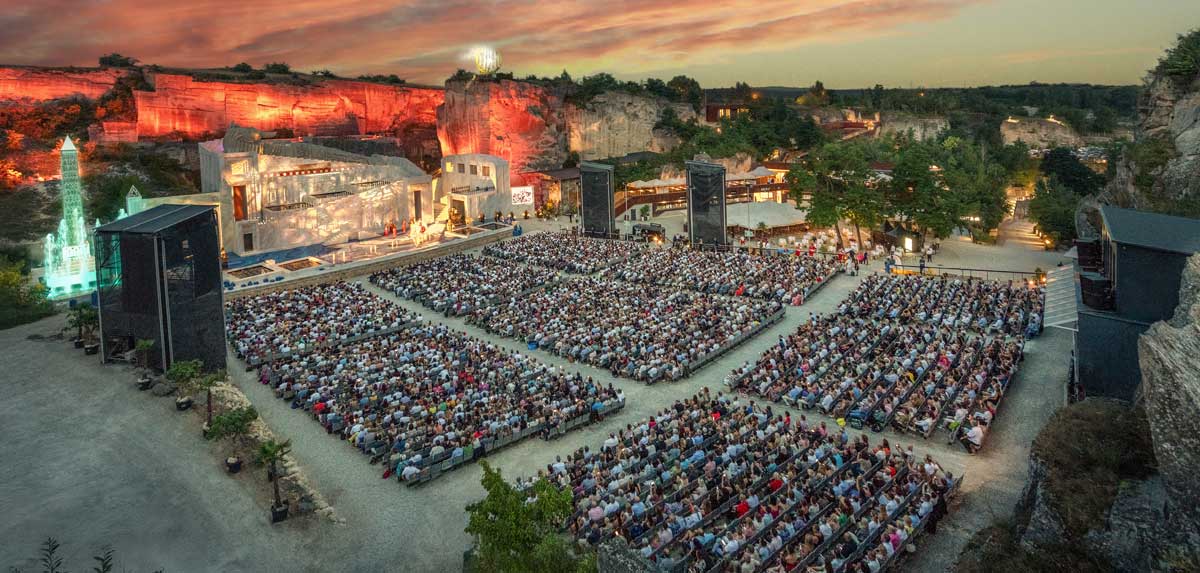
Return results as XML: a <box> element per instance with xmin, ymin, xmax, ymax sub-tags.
<box><xmin>133</xmin><ymin>73</ymin><xmax>444</xmax><ymax>139</ymax></box>
<box><xmin>1000</xmin><ymin>117</ymin><xmax>1083</xmax><ymax>148</ymax></box>
<box><xmin>565</xmin><ymin>91</ymin><xmax>699</xmax><ymax>160</ymax></box>
<box><xmin>0</xmin><ymin>66</ymin><xmax>125</xmax><ymax>102</ymax></box>
<box><xmin>879</xmin><ymin>113</ymin><xmax>949</xmax><ymax>141</ymax></box>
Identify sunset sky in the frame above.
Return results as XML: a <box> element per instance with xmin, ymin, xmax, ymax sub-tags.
<box><xmin>2</xmin><ymin>0</ymin><xmax>1197</xmax><ymax>88</ymax></box>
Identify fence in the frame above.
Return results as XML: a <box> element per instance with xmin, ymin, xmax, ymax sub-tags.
<box><xmin>888</xmin><ymin>264</ymin><xmax>1041</xmax><ymax>282</ymax></box>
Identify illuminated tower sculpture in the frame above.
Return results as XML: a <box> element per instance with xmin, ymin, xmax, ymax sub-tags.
<box><xmin>43</xmin><ymin>136</ymin><xmax>97</xmax><ymax>298</ymax></box>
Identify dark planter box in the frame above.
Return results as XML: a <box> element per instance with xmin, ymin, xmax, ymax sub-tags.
<box><xmin>270</xmin><ymin>504</ymin><xmax>289</xmax><ymax>523</ymax></box>
<box><xmin>73</xmin><ymin>339</ymin><xmax>85</xmax><ymax>349</ymax></box>
<box><xmin>226</xmin><ymin>458</ymin><xmax>243</xmax><ymax>473</ymax></box>
<box><xmin>84</xmin><ymin>343</ymin><xmax>99</xmax><ymax>355</ymax></box>
<box><xmin>137</xmin><ymin>378</ymin><xmax>154</xmax><ymax>391</ymax></box>
<box><xmin>175</xmin><ymin>397</ymin><xmax>193</xmax><ymax>411</ymax></box>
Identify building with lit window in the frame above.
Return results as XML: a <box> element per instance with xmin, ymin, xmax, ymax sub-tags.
<box><xmin>436</xmin><ymin>153</ymin><xmax>512</xmax><ymax>226</ymax></box>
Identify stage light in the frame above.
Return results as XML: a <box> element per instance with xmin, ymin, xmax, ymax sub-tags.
<box><xmin>472</xmin><ymin>46</ymin><xmax>502</xmax><ymax>75</ymax></box>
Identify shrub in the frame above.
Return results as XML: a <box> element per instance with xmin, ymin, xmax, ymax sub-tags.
<box><xmin>1155</xmin><ymin>29</ymin><xmax>1200</xmax><ymax>80</ymax></box>
<box><xmin>263</xmin><ymin>62</ymin><xmax>291</xmax><ymax>74</ymax></box>
<box><xmin>231</xmin><ymin>62</ymin><xmax>253</xmax><ymax>73</ymax></box>
<box><xmin>98</xmin><ymin>53</ymin><xmax>137</xmax><ymax>67</ymax></box>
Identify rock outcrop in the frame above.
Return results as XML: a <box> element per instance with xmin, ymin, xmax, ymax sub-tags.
<box><xmin>565</xmin><ymin>92</ymin><xmax>698</xmax><ymax>160</ymax></box>
<box><xmin>436</xmin><ymin>79</ymin><xmax>567</xmax><ymax>185</ymax></box>
<box><xmin>0</xmin><ymin>66</ymin><xmax>125</xmax><ymax>102</ymax></box>
<box><xmin>1000</xmin><ymin>117</ymin><xmax>1083</xmax><ymax>148</ymax></box>
<box><xmin>1097</xmin><ymin>70</ymin><xmax>1200</xmax><ymax>212</ymax></box>
<box><xmin>1137</xmin><ymin>253</ymin><xmax>1200</xmax><ymax>528</ymax></box>
<box><xmin>879</xmin><ymin>113</ymin><xmax>948</xmax><ymax>142</ymax></box>
<box><xmin>134</xmin><ymin>72</ymin><xmax>443</xmax><ymax>139</ymax></box>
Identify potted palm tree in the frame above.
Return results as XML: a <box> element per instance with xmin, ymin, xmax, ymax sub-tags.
<box><xmin>206</xmin><ymin>406</ymin><xmax>258</xmax><ymax>474</ymax></box>
<box><xmin>258</xmin><ymin>439</ymin><xmax>292</xmax><ymax>523</ymax></box>
<box><xmin>134</xmin><ymin>339</ymin><xmax>156</xmax><ymax>370</ymax></box>
<box><xmin>67</xmin><ymin>303</ymin><xmax>97</xmax><ymax>349</ymax></box>
<box><xmin>166</xmin><ymin>359</ymin><xmax>202</xmax><ymax>411</ymax></box>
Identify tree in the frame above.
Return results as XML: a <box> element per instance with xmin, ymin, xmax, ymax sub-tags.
<box><xmin>0</xmin><ymin>256</ymin><xmax>53</xmax><ymax>330</ymax></box>
<box><xmin>231</xmin><ymin>62</ymin><xmax>253</xmax><ymax>73</ymax></box>
<box><xmin>134</xmin><ymin>339</ymin><xmax>155</xmax><ymax>369</ymax></box>
<box><xmin>98</xmin><ymin>53</ymin><xmax>137</xmax><ymax>67</ymax></box>
<box><xmin>257</xmin><ymin>439</ymin><xmax>292</xmax><ymax>509</ymax></box>
<box><xmin>787</xmin><ymin>142</ymin><xmax>871</xmax><ymax>249</ymax></box>
<box><xmin>890</xmin><ymin>141</ymin><xmax>963</xmax><ymax>239</ymax></box>
<box><xmin>183</xmin><ymin>370</ymin><xmax>225</xmax><ymax>427</ymax></box>
<box><xmin>263</xmin><ymin>62</ymin><xmax>291</xmax><ymax>74</ymax></box>
<box><xmin>67</xmin><ymin>302</ymin><xmax>99</xmax><ymax>343</ymax></box>
<box><xmin>1040</xmin><ymin>148</ymin><xmax>1104</xmax><ymax>196</ymax></box>
<box><xmin>667</xmin><ymin>75</ymin><xmax>704</xmax><ymax>112</ymax></box>
<box><xmin>465</xmin><ymin>461</ymin><xmax>586</xmax><ymax>573</ymax></box>
<box><xmin>206</xmin><ymin>406</ymin><xmax>259</xmax><ymax>443</ymax></box>
<box><xmin>1028</xmin><ymin>178</ymin><xmax>1078</xmax><ymax>245</ymax></box>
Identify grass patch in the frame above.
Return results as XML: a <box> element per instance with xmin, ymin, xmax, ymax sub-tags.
<box><xmin>1031</xmin><ymin>399</ymin><xmax>1157</xmax><ymax>540</ymax></box>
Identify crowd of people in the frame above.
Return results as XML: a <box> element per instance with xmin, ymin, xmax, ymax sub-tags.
<box><xmin>605</xmin><ymin>247</ymin><xmax>840</xmax><ymax>306</ymax></box>
<box><xmin>468</xmin><ymin>276</ymin><xmax>783</xmax><ymax>382</ymax></box>
<box><xmin>517</xmin><ymin>388</ymin><xmax>957</xmax><ymax>572</ymax></box>
<box><xmin>260</xmin><ymin>321</ymin><xmax>624</xmax><ymax>483</ymax></box>
<box><xmin>224</xmin><ymin>281</ymin><xmax>420</xmax><ymax>365</ymax></box>
<box><xmin>482</xmin><ymin>231</ymin><xmax>647</xmax><ymax>274</ymax></box>
<box><xmin>368</xmin><ymin>254</ymin><xmax>560</xmax><ymax>316</ymax></box>
<box><xmin>727</xmin><ymin>274</ymin><xmax>1043</xmax><ymax>444</ymax></box>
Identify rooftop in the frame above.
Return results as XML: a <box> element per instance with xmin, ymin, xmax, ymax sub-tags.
<box><xmin>1101</xmin><ymin>205</ymin><xmax>1200</xmax><ymax>255</ymax></box>
<box><xmin>96</xmin><ymin>204</ymin><xmax>214</xmax><ymax>234</ymax></box>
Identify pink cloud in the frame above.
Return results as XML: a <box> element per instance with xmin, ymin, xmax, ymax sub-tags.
<box><xmin>0</xmin><ymin>0</ymin><xmax>979</xmax><ymax>84</ymax></box>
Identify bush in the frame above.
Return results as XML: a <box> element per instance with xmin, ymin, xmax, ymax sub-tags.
<box><xmin>98</xmin><ymin>53</ymin><xmax>137</xmax><ymax>67</ymax></box>
<box><xmin>231</xmin><ymin>62</ymin><xmax>253</xmax><ymax>73</ymax></box>
<box><xmin>263</xmin><ymin>62</ymin><xmax>291</xmax><ymax>74</ymax></box>
<box><xmin>1155</xmin><ymin>29</ymin><xmax>1200</xmax><ymax>79</ymax></box>
<box><xmin>0</xmin><ymin>255</ymin><xmax>54</xmax><ymax>330</ymax></box>
<box><xmin>1032</xmin><ymin>399</ymin><xmax>1156</xmax><ymax>539</ymax></box>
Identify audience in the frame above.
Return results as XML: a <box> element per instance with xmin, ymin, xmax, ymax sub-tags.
<box><xmin>225</xmin><ymin>281</ymin><xmax>420</xmax><ymax>365</ymax></box>
<box><xmin>483</xmin><ymin>231</ymin><xmax>647</xmax><ymax>274</ymax></box>
<box><xmin>606</xmin><ymin>247</ymin><xmax>839</xmax><ymax>305</ymax></box>
<box><xmin>468</xmin><ymin>276</ymin><xmax>782</xmax><ymax>382</ymax></box>
<box><xmin>263</xmin><ymin>322</ymin><xmax>624</xmax><ymax>483</ymax></box>
<box><xmin>369</xmin><ymin>254</ymin><xmax>559</xmax><ymax>316</ymax></box>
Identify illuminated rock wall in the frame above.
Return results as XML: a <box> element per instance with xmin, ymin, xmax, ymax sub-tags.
<box><xmin>437</xmin><ymin>79</ymin><xmax>568</xmax><ymax>185</ymax></box>
<box><xmin>0</xmin><ymin>66</ymin><xmax>124</xmax><ymax>101</ymax></box>
<box><xmin>133</xmin><ymin>73</ymin><xmax>444</xmax><ymax>139</ymax></box>
<box><xmin>1001</xmin><ymin>117</ymin><xmax>1083</xmax><ymax>148</ymax></box>
<box><xmin>565</xmin><ymin>91</ymin><xmax>699</xmax><ymax>160</ymax></box>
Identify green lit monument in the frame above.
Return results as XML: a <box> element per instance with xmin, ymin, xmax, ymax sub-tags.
<box><xmin>43</xmin><ymin>136</ymin><xmax>98</xmax><ymax>298</ymax></box>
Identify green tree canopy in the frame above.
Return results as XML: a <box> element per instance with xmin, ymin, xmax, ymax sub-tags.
<box><xmin>1028</xmin><ymin>177</ymin><xmax>1079</xmax><ymax>245</ymax></box>
<box><xmin>465</xmin><ymin>462</ymin><xmax>589</xmax><ymax>573</ymax></box>
<box><xmin>1040</xmin><ymin>147</ymin><xmax>1104</xmax><ymax>196</ymax></box>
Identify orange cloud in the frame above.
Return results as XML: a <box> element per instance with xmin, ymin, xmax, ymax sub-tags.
<box><xmin>0</xmin><ymin>0</ymin><xmax>979</xmax><ymax>84</ymax></box>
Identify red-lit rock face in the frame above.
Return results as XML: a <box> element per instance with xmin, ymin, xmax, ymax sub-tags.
<box><xmin>134</xmin><ymin>73</ymin><xmax>444</xmax><ymax>139</ymax></box>
<box><xmin>437</xmin><ymin>79</ymin><xmax>567</xmax><ymax>185</ymax></box>
<box><xmin>0</xmin><ymin>66</ymin><xmax>125</xmax><ymax>102</ymax></box>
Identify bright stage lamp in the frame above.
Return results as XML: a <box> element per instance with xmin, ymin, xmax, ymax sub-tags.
<box><xmin>473</xmin><ymin>47</ymin><xmax>502</xmax><ymax>75</ymax></box>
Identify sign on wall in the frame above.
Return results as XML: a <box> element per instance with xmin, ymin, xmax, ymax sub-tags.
<box><xmin>511</xmin><ymin>185</ymin><xmax>534</xmax><ymax>205</ymax></box>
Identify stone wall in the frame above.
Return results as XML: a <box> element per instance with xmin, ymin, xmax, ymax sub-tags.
<box><xmin>0</xmin><ymin>66</ymin><xmax>125</xmax><ymax>102</ymax></box>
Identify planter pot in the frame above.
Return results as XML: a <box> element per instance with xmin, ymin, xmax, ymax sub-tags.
<box><xmin>84</xmin><ymin>343</ymin><xmax>100</xmax><ymax>355</ymax></box>
<box><xmin>175</xmin><ymin>397</ymin><xmax>193</xmax><ymax>411</ymax></box>
<box><xmin>270</xmin><ymin>503</ymin><xmax>289</xmax><ymax>523</ymax></box>
<box><xmin>226</xmin><ymin>457</ymin><xmax>242</xmax><ymax>473</ymax></box>
<box><xmin>137</xmin><ymin>378</ymin><xmax>155</xmax><ymax>391</ymax></box>
<box><xmin>73</xmin><ymin>339</ymin><xmax>85</xmax><ymax>349</ymax></box>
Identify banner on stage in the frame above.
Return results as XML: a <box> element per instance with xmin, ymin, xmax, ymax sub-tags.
<box><xmin>511</xmin><ymin>186</ymin><xmax>534</xmax><ymax>205</ymax></box>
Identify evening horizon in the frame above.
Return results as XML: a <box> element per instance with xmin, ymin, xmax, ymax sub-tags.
<box><xmin>1</xmin><ymin>0</ymin><xmax>1197</xmax><ymax>88</ymax></box>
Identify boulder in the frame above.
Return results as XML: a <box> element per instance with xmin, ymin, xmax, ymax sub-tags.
<box><xmin>150</xmin><ymin>381</ymin><xmax>177</xmax><ymax>396</ymax></box>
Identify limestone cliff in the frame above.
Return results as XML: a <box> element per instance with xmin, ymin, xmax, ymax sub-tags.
<box><xmin>1000</xmin><ymin>117</ymin><xmax>1083</xmax><ymax>148</ymax></box>
<box><xmin>134</xmin><ymin>72</ymin><xmax>444</xmax><ymax>139</ymax></box>
<box><xmin>565</xmin><ymin>92</ymin><xmax>699</xmax><ymax>160</ymax></box>
<box><xmin>879</xmin><ymin>113</ymin><xmax>948</xmax><ymax>142</ymax></box>
<box><xmin>436</xmin><ymin>79</ymin><xmax>567</xmax><ymax>185</ymax></box>
<box><xmin>1096</xmin><ymin>70</ymin><xmax>1200</xmax><ymax>214</ymax></box>
<box><xmin>0</xmin><ymin>66</ymin><xmax>125</xmax><ymax>102</ymax></box>
<box><xmin>1137</xmin><ymin>253</ymin><xmax>1200</xmax><ymax>530</ymax></box>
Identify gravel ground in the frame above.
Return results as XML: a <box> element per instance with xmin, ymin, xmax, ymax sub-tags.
<box><xmin>0</xmin><ymin>215</ymin><xmax>1071</xmax><ymax>573</ymax></box>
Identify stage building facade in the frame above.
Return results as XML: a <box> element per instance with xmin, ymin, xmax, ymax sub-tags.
<box><xmin>437</xmin><ymin>153</ymin><xmax>513</xmax><ymax>226</ymax></box>
<box><xmin>198</xmin><ymin>126</ymin><xmax>433</xmax><ymax>257</ymax></box>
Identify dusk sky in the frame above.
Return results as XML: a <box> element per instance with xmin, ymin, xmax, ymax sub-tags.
<box><xmin>2</xmin><ymin>0</ymin><xmax>1198</xmax><ymax>88</ymax></box>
